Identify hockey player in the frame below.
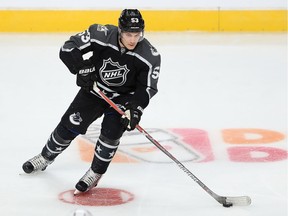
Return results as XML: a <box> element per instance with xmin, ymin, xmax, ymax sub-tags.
<box><xmin>22</xmin><ymin>9</ymin><xmax>161</xmax><ymax>194</ymax></box>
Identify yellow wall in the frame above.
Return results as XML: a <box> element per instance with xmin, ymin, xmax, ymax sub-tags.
<box><xmin>0</xmin><ymin>10</ymin><xmax>287</xmax><ymax>32</ymax></box>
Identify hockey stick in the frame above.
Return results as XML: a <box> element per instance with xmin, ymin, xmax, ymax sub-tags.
<box><xmin>92</xmin><ymin>83</ymin><xmax>251</xmax><ymax>207</ymax></box>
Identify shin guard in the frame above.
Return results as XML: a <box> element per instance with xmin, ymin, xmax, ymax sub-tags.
<box><xmin>91</xmin><ymin>134</ymin><xmax>119</xmax><ymax>174</ymax></box>
<box><xmin>41</xmin><ymin>129</ymin><xmax>72</xmax><ymax>160</ymax></box>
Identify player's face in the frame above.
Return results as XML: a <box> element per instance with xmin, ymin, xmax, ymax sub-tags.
<box><xmin>120</xmin><ymin>31</ymin><xmax>142</xmax><ymax>50</ymax></box>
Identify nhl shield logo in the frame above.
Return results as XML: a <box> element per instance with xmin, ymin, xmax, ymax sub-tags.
<box><xmin>99</xmin><ymin>58</ymin><xmax>130</xmax><ymax>86</ymax></box>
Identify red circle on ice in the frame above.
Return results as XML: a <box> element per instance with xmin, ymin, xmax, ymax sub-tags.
<box><xmin>58</xmin><ymin>188</ymin><xmax>134</xmax><ymax>206</ymax></box>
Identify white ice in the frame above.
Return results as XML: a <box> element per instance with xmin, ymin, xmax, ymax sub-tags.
<box><xmin>0</xmin><ymin>32</ymin><xmax>287</xmax><ymax>216</ymax></box>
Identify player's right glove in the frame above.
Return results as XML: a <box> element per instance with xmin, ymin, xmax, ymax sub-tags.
<box><xmin>121</xmin><ymin>102</ymin><xmax>143</xmax><ymax>131</ymax></box>
<box><xmin>76</xmin><ymin>60</ymin><xmax>97</xmax><ymax>92</ymax></box>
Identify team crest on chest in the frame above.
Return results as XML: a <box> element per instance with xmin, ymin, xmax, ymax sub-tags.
<box><xmin>99</xmin><ymin>58</ymin><xmax>130</xmax><ymax>86</ymax></box>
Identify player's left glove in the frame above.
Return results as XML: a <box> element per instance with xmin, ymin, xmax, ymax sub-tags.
<box><xmin>121</xmin><ymin>102</ymin><xmax>143</xmax><ymax>131</ymax></box>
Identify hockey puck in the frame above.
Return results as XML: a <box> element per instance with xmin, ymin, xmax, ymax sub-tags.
<box><xmin>223</xmin><ymin>202</ymin><xmax>233</xmax><ymax>208</ymax></box>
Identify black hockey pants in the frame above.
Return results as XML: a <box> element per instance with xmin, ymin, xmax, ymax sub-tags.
<box><xmin>42</xmin><ymin>88</ymin><xmax>130</xmax><ymax>173</ymax></box>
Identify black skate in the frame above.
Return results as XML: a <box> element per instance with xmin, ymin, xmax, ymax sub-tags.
<box><xmin>22</xmin><ymin>153</ymin><xmax>54</xmax><ymax>174</ymax></box>
<box><xmin>74</xmin><ymin>168</ymin><xmax>102</xmax><ymax>195</ymax></box>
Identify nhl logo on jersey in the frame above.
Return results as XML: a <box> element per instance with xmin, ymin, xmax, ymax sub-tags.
<box><xmin>99</xmin><ymin>58</ymin><xmax>129</xmax><ymax>86</ymax></box>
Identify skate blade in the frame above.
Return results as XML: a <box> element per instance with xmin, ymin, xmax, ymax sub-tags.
<box><xmin>74</xmin><ymin>189</ymin><xmax>89</xmax><ymax>195</ymax></box>
<box><xmin>74</xmin><ymin>189</ymin><xmax>82</xmax><ymax>195</ymax></box>
<box><xmin>19</xmin><ymin>171</ymin><xmax>42</xmax><ymax>176</ymax></box>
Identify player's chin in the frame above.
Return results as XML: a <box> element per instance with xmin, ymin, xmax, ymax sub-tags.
<box><xmin>126</xmin><ymin>44</ymin><xmax>137</xmax><ymax>50</ymax></box>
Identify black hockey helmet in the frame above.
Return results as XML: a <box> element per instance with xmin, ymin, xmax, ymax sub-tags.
<box><xmin>118</xmin><ymin>9</ymin><xmax>145</xmax><ymax>32</ymax></box>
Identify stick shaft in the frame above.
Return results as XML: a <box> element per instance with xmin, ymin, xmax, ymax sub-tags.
<box><xmin>92</xmin><ymin>83</ymin><xmax>251</xmax><ymax>206</ymax></box>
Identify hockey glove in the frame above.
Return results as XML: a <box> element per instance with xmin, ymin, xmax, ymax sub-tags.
<box><xmin>76</xmin><ymin>61</ymin><xmax>97</xmax><ymax>92</ymax></box>
<box><xmin>121</xmin><ymin>102</ymin><xmax>143</xmax><ymax>131</ymax></box>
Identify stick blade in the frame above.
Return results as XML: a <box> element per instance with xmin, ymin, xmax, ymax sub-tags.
<box><xmin>226</xmin><ymin>196</ymin><xmax>252</xmax><ymax>206</ymax></box>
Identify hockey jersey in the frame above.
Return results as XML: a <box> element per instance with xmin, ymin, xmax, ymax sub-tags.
<box><xmin>59</xmin><ymin>24</ymin><xmax>161</xmax><ymax>110</ymax></box>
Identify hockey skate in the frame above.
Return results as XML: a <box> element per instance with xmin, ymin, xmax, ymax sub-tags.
<box><xmin>22</xmin><ymin>153</ymin><xmax>54</xmax><ymax>174</ymax></box>
<box><xmin>74</xmin><ymin>168</ymin><xmax>102</xmax><ymax>195</ymax></box>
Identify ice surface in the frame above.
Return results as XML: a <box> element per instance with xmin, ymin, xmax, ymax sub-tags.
<box><xmin>0</xmin><ymin>32</ymin><xmax>286</xmax><ymax>216</ymax></box>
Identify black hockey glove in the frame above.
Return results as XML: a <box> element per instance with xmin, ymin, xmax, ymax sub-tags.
<box><xmin>76</xmin><ymin>61</ymin><xmax>97</xmax><ymax>92</ymax></box>
<box><xmin>121</xmin><ymin>102</ymin><xmax>143</xmax><ymax>131</ymax></box>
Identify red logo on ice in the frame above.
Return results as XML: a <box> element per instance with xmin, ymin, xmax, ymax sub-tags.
<box><xmin>77</xmin><ymin>126</ymin><xmax>214</xmax><ymax>163</ymax></box>
<box><xmin>58</xmin><ymin>188</ymin><xmax>134</xmax><ymax>206</ymax></box>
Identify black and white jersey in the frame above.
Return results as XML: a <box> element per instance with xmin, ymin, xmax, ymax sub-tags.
<box><xmin>60</xmin><ymin>24</ymin><xmax>161</xmax><ymax>109</ymax></box>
